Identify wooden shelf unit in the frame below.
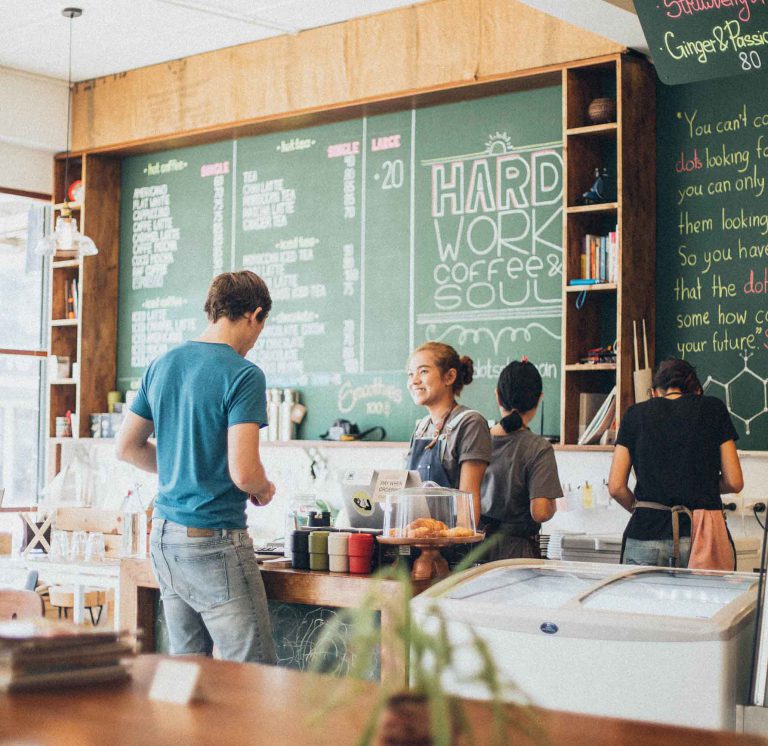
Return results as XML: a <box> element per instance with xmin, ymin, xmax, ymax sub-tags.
<box><xmin>42</xmin><ymin>52</ymin><xmax>653</xmax><ymax>464</ymax></box>
<box><xmin>560</xmin><ymin>55</ymin><xmax>656</xmax><ymax>447</ymax></box>
<box><xmin>46</xmin><ymin>153</ymin><xmax>121</xmax><ymax>477</ymax></box>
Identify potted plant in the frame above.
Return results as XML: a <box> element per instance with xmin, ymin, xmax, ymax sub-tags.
<box><xmin>309</xmin><ymin>555</ymin><xmax>543</xmax><ymax>746</ymax></box>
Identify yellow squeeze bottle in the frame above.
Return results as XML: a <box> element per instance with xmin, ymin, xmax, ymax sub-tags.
<box><xmin>581</xmin><ymin>481</ymin><xmax>594</xmax><ymax>510</ymax></box>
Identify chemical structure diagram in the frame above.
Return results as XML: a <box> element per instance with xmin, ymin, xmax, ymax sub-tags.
<box><xmin>703</xmin><ymin>352</ymin><xmax>767</xmax><ymax>435</ymax></box>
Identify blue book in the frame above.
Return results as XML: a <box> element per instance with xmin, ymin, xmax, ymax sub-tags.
<box><xmin>600</xmin><ymin>237</ymin><xmax>607</xmax><ymax>283</ymax></box>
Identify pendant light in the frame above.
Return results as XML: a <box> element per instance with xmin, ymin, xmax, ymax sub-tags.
<box><xmin>35</xmin><ymin>7</ymin><xmax>98</xmax><ymax>259</ymax></box>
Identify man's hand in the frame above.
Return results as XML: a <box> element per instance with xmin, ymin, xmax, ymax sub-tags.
<box><xmin>249</xmin><ymin>481</ymin><xmax>276</xmax><ymax>507</ymax></box>
<box><xmin>115</xmin><ymin>411</ymin><xmax>157</xmax><ymax>473</ymax></box>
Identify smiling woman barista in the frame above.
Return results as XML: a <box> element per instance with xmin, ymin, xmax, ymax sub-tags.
<box><xmin>406</xmin><ymin>342</ymin><xmax>492</xmax><ymax>523</ymax></box>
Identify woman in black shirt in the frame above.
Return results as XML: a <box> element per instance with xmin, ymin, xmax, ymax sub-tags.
<box><xmin>608</xmin><ymin>358</ymin><xmax>743</xmax><ymax>569</ymax></box>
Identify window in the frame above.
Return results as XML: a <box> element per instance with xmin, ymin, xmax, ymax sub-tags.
<box><xmin>0</xmin><ymin>192</ymin><xmax>48</xmax><ymax>515</ymax></box>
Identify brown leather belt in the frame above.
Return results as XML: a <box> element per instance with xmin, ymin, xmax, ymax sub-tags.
<box><xmin>186</xmin><ymin>527</ymin><xmax>215</xmax><ymax>537</ymax></box>
<box><xmin>634</xmin><ymin>501</ymin><xmax>693</xmax><ymax>567</ymax></box>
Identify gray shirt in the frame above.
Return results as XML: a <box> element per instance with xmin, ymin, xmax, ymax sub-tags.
<box><xmin>410</xmin><ymin>404</ymin><xmax>492</xmax><ymax>488</ymax></box>
<box><xmin>480</xmin><ymin>428</ymin><xmax>563</xmax><ymax>536</ymax></box>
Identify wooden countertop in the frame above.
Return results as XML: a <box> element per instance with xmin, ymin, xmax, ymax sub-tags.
<box><xmin>120</xmin><ymin>558</ymin><xmax>429</xmax><ymax>609</ymax></box>
<box><xmin>0</xmin><ymin>654</ymin><xmax>763</xmax><ymax>745</ymax></box>
<box><xmin>119</xmin><ymin>559</ymin><xmax>428</xmax><ymax>686</ymax></box>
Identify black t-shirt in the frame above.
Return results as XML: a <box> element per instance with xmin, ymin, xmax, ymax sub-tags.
<box><xmin>616</xmin><ymin>394</ymin><xmax>738</xmax><ymax>540</ymax></box>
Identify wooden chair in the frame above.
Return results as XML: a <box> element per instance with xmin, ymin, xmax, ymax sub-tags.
<box><xmin>0</xmin><ymin>589</ymin><xmax>44</xmax><ymax>620</ymax></box>
<box><xmin>48</xmin><ymin>586</ymin><xmax>107</xmax><ymax>625</ymax></box>
<box><xmin>23</xmin><ymin>570</ymin><xmax>38</xmax><ymax>592</ymax></box>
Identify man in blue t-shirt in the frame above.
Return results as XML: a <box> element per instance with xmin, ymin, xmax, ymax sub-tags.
<box><xmin>116</xmin><ymin>270</ymin><xmax>277</xmax><ymax>664</ymax></box>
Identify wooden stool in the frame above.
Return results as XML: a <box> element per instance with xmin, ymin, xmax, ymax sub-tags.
<box><xmin>48</xmin><ymin>586</ymin><xmax>106</xmax><ymax>625</ymax></box>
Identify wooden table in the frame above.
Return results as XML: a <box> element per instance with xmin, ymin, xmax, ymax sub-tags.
<box><xmin>0</xmin><ymin>655</ymin><xmax>764</xmax><ymax>745</ymax></box>
<box><xmin>0</xmin><ymin>556</ymin><xmax>121</xmax><ymax>625</ymax></box>
<box><xmin>120</xmin><ymin>558</ymin><xmax>428</xmax><ymax>685</ymax></box>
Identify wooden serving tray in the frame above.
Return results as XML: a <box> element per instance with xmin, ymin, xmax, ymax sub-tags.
<box><xmin>377</xmin><ymin>533</ymin><xmax>483</xmax><ymax>546</ymax></box>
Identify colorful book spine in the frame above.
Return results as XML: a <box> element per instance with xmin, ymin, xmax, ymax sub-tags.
<box><xmin>579</xmin><ymin>227</ymin><xmax>620</xmax><ymax>283</ymax></box>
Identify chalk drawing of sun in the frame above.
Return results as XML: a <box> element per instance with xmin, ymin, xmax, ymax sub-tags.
<box><xmin>484</xmin><ymin>131</ymin><xmax>513</xmax><ymax>154</ymax></box>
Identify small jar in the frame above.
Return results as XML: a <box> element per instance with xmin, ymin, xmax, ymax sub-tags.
<box><xmin>283</xmin><ymin>493</ymin><xmax>317</xmax><ymax>560</ymax></box>
<box><xmin>328</xmin><ymin>532</ymin><xmax>351</xmax><ymax>573</ymax></box>
<box><xmin>308</xmin><ymin>530</ymin><xmax>330</xmax><ymax>571</ymax></box>
<box><xmin>309</xmin><ymin>510</ymin><xmax>331</xmax><ymax>527</ymax></box>
<box><xmin>291</xmin><ymin>530</ymin><xmax>310</xmax><ymax>570</ymax></box>
<box><xmin>55</xmin><ymin>416</ymin><xmax>72</xmax><ymax>438</ymax></box>
<box><xmin>348</xmin><ymin>533</ymin><xmax>374</xmax><ymax>574</ymax></box>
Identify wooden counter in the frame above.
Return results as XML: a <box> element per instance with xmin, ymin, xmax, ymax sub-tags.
<box><xmin>1</xmin><ymin>654</ymin><xmax>764</xmax><ymax>746</ymax></box>
<box><xmin>119</xmin><ymin>558</ymin><xmax>428</xmax><ymax>686</ymax></box>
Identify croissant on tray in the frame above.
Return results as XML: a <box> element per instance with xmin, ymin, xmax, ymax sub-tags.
<box><xmin>388</xmin><ymin>518</ymin><xmax>476</xmax><ymax>539</ymax></box>
<box><xmin>438</xmin><ymin>526</ymin><xmax>474</xmax><ymax>538</ymax></box>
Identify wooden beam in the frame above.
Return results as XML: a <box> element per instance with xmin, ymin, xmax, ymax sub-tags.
<box><xmin>602</xmin><ymin>0</ymin><xmax>637</xmax><ymax>13</ymax></box>
<box><xmin>0</xmin><ymin>348</ymin><xmax>47</xmax><ymax>357</ymax></box>
<box><xmin>71</xmin><ymin>0</ymin><xmax>624</xmax><ymax>152</ymax></box>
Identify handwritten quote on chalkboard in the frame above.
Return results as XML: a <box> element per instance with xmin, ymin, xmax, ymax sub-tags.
<box><xmin>657</xmin><ymin>75</ymin><xmax>768</xmax><ymax>447</ymax></box>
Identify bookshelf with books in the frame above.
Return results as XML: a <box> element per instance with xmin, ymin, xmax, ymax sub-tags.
<box><xmin>46</xmin><ymin>153</ymin><xmax>121</xmax><ymax>478</ymax></box>
<box><xmin>560</xmin><ymin>55</ymin><xmax>656</xmax><ymax>447</ymax></box>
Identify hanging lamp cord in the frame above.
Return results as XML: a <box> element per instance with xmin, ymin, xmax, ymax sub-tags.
<box><xmin>63</xmin><ymin>11</ymin><xmax>74</xmax><ymax>202</ymax></box>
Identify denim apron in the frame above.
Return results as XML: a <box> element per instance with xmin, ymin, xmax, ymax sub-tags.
<box><xmin>406</xmin><ymin>435</ymin><xmax>452</xmax><ymax>487</ymax></box>
<box><xmin>406</xmin><ymin>409</ymin><xmax>476</xmax><ymax>488</ymax></box>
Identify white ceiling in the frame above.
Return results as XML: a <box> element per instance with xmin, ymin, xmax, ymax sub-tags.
<box><xmin>0</xmin><ymin>0</ymin><xmax>420</xmax><ymax>81</ymax></box>
<box><xmin>0</xmin><ymin>0</ymin><xmax>647</xmax><ymax>83</ymax></box>
<box><xmin>518</xmin><ymin>0</ymin><xmax>648</xmax><ymax>54</ymax></box>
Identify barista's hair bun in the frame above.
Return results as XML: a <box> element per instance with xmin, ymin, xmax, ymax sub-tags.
<box><xmin>458</xmin><ymin>356</ymin><xmax>474</xmax><ymax>388</ymax></box>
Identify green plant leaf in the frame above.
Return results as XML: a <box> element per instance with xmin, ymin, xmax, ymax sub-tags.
<box><xmin>310</xmin><ymin>545</ymin><xmax>538</xmax><ymax>745</ymax></box>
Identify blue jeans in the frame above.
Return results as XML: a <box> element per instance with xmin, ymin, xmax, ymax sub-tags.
<box><xmin>149</xmin><ymin>519</ymin><xmax>276</xmax><ymax>664</ymax></box>
<box><xmin>623</xmin><ymin>537</ymin><xmax>691</xmax><ymax>568</ymax></box>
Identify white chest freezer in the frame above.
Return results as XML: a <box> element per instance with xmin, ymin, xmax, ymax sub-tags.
<box><xmin>411</xmin><ymin>560</ymin><xmax>758</xmax><ymax>730</ymax></box>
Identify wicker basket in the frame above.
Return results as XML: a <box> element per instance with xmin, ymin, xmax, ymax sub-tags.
<box><xmin>587</xmin><ymin>97</ymin><xmax>616</xmax><ymax>124</ymax></box>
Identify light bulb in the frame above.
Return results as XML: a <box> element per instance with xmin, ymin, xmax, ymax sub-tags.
<box><xmin>34</xmin><ymin>209</ymin><xmax>98</xmax><ymax>258</ymax></box>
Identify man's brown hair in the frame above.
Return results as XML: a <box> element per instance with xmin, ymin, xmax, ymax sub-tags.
<box><xmin>203</xmin><ymin>271</ymin><xmax>272</xmax><ymax>323</ymax></box>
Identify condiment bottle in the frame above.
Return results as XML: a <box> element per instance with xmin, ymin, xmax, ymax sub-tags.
<box><xmin>266</xmin><ymin>388</ymin><xmax>281</xmax><ymax>442</ymax></box>
<box><xmin>280</xmin><ymin>389</ymin><xmax>297</xmax><ymax>441</ymax></box>
<box><xmin>121</xmin><ymin>489</ymin><xmax>146</xmax><ymax>558</ymax></box>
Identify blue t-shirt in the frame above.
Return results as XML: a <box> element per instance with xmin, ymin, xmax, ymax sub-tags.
<box><xmin>130</xmin><ymin>340</ymin><xmax>267</xmax><ymax>529</ymax></box>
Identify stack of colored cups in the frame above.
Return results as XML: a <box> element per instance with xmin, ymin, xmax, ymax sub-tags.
<box><xmin>348</xmin><ymin>533</ymin><xmax>374</xmax><ymax>574</ymax></box>
<box><xmin>290</xmin><ymin>530</ymin><xmax>310</xmax><ymax>569</ymax></box>
<box><xmin>328</xmin><ymin>532</ymin><xmax>351</xmax><ymax>573</ymax></box>
<box><xmin>308</xmin><ymin>530</ymin><xmax>330</xmax><ymax>571</ymax></box>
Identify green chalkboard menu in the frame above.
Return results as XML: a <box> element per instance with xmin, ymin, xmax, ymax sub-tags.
<box><xmin>634</xmin><ymin>0</ymin><xmax>768</xmax><ymax>85</ymax></box>
<box><xmin>118</xmin><ymin>86</ymin><xmax>563</xmax><ymax>441</ymax></box>
<box><xmin>656</xmin><ymin>74</ymin><xmax>768</xmax><ymax>449</ymax></box>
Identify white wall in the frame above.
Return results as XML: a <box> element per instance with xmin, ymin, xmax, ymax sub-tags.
<box><xmin>0</xmin><ymin>66</ymin><xmax>67</xmax><ymax>194</ymax></box>
<box><xmin>0</xmin><ymin>141</ymin><xmax>55</xmax><ymax>195</ymax></box>
<box><xmin>56</xmin><ymin>441</ymin><xmax>768</xmax><ymax>548</ymax></box>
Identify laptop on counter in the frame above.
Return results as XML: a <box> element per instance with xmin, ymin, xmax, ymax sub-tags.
<box><xmin>340</xmin><ymin>469</ymin><xmax>422</xmax><ymax>530</ymax></box>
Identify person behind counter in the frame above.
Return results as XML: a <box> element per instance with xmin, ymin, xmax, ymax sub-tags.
<box><xmin>608</xmin><ymin>357</ymin><xmax>744</xmax><ymax>570</ymax></box>
<box><xmin>479</xmin><ymin>359</ymin><xmax>560</xmax><ymax>560</ymax></box>
<box><xmin>406</xmin><ymin>341</ymin><xmax>491</xmax><ymax>522</ymax></box>
<box><xmin>116</xmin><ymin>270</ymin><xmax>277</xmax><ymax>665</ymax></box>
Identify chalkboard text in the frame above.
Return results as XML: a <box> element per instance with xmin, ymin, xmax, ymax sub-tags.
<box><xmin>664</xmin><ymin>0</ymin><xmax>766</xmax><ymax>25</ymax></box>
